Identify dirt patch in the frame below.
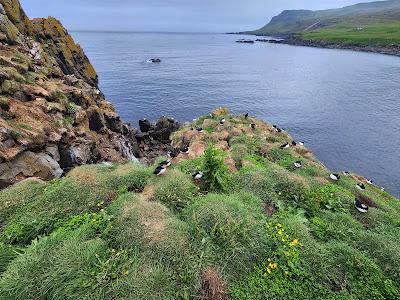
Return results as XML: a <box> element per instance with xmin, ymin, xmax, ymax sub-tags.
<box><xmin>137</xmin><ymin>185</ymin><xmax>155</xmax><ymax>202</ymax></box>
<box><xmin>201</xmin><ymin>267</ymin><xmax>227</xmax><ymax>300</ymax></box>
<box><xmin>263</xmin><ymin>202</ymin><xmax>278</xmax><ymax>217</ymax></box>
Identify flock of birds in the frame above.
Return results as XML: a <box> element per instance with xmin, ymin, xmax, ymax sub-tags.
<box><xmin>152</xmin><ymin>113</ymin><xmax>376</xmax><ymax>214</ymax></box>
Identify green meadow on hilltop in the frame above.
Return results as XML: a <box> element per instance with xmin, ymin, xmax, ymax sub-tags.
<box><xmin>0</xmin><ymin>110</ymin><xmax>399</xmax><ymax>299</ymax></box>
<box><xmin>250</xmin><ymin>0</ymin><xmax>400</xmax><ymax>46</ymax></box>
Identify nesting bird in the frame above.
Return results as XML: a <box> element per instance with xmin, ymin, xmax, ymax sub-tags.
<box><xmin>180</xmin><ymin>146</ymin><xmax>189</xmax><ymax>154</ymax></box>
<box><xmin>356</xmin><ymin>183</ymin><xmax>366</xmax><ymax>191</ymax></box>
<box><xmin>159</xmin><ymin>159</ymin><xmax>172</xmax><ymax>168</ymax></box>
<box><xmin>193</xmin><ymin>171</ymin><xmax>204</xmax><ymax>181</ymax></box>
<box><xmin>154</xmin><ymin>165</ymin><xmax>167</xmax><ymax>176</ymax></box>
<box><xmin>196</xmin><ymin>127</ymin><xmax>204</xmax><ymax>133</ymax></box>
<box><xmin>354</xmin><ymin>198</ymin><xmax>369</xmax><ymax>213</ymax></box>
<box><xmin>280</xmin><ymin>143</ymin><xmax>290</xmax><ymax>149</ymax></box>
<box><xmin>167</xmin><ymin>149</ymin><xmax>178</xmax><ymax>158</ymax></box>
<box><xmin>294</xmin><ymin>161</ymin><xmax>302</xmax><ymax>169</ymax></box>
<box><xmin>330</xmin><ymin>173</ymin><xmax>340</xmax><ymax>181</ymax></box>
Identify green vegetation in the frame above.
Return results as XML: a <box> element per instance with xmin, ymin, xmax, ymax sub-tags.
<box><xmin>250</xmin><ymin>0</ymin><xmax>400</xmax><ymax>46</ymax></box>
<box><xmin>0</xmin><ymin>111</ymin><xmax>399</xmax><ymax>299</ymax></box>
<box><xmin>303</xmin><ymin>21</ymin><xmax>400</xmax><ymax>46</ymax></box>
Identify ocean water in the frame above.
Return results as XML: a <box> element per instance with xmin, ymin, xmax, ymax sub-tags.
<box><xmin>72</xmin><ymin>32</ymin><xmax>400</xmax><ymax>197</ymax></box>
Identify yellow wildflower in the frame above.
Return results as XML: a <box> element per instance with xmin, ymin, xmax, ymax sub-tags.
<box><xmin>290</xmin><ymin>239</ymin><xmax>299</xmax><ymax>247</ymax></box>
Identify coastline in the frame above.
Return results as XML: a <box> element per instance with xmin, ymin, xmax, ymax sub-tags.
<box><xmin>234</xmin><ymin>33</ymin><xmax>400</xmax><ymax>57</ymax></box>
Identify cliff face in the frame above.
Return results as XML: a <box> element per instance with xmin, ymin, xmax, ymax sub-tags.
<box><xmin>0</xmin><ymin>0</ymin><xmax>144</xmax><ymax>188</ymax></box>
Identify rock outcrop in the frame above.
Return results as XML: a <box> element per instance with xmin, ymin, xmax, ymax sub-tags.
<box><xmin>0</xmin><ymin>0</ymin><xmax>179</xmax><ymax>188</ymax></box>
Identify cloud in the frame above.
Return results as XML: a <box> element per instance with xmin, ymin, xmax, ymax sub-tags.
<box><xmin>20</xmin><ymin>0</ymin><xmax>377</xmax><ymax>32</ymax></box>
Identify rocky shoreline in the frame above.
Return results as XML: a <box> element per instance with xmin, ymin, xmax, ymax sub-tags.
<box><xmin>275</xmin><ymin>36</ymin><xmax>400</xmax><ymax>57</ymax></box>
<box><xmin>0</xmin><ymin>0</ymin><xmax>179</xmax><ymax>189</ymax></box>
<box><xmin>237</xmin><ymin>33</ymin><xmax>400</xmax><ymax>57</ymax></box>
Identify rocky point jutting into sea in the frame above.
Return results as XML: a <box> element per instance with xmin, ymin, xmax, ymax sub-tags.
<box><xmin>0</xmin><ymin>0</ymin><xmax>179</xmax><ymax>189</ymax></box>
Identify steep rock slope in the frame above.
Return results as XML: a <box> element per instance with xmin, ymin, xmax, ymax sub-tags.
<box><xmin>0</xmin><ymin>0</ymin><xmax>144</xmax><ymax>188</ymax></box>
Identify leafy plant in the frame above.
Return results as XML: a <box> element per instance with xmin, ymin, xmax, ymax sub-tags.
<box><xmin>202</xmin><ymin>144</ymin><xmax>230</xmax><ymax>192</ymax></box>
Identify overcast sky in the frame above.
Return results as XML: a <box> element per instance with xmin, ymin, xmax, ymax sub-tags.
<box><xmin>20</xmin><ymin>0</ymin><xmax>376</xmax><ymax>32</ymax></box>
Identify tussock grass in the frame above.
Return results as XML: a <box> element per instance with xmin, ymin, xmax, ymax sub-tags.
<box><xmin>0</xmin><ymin>111</ymin><xmax>399</xmax><ymax>299</ymax></box>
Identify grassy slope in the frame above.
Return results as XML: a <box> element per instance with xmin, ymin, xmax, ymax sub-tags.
<box><xmin>0</xmin><ymin>108</ymin><xmax>399</xmax><ymax>299</ymax></box>
<box><xmin>251</xmin><ymin>0</ymin><xmax>400</xmax><ymax>46</ymax></box>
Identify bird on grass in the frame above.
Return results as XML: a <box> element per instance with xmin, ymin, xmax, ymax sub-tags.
<box><xmin>343</xmin><ymin>171</ymin><xmax>350</xmax><ymax>177</ymax></box>
<box><xmin>167</xmin><ymin>149</ymin><xmax>178</xmax><ymax>158</ymax></box>
<box><xmin>291</xmin><ymin>141</ymin><xmax>297</xmax><ymax>146</ymax></box>
<box><xmin>298</xmin><ymin>141</ymin><xmax>305</xmax><ymax>146</ymax></box>
<box><xmin>159</xmin><ymin>159</ymin><xmax>171</xmax><ymax>168</ymax></box>
<box><xmin>356</xmin><ymin>183</ymin><xmax>366</xmax><ymax>191</ymax></box>
<box><xmin>196</xmin><ymin>127</ymin><xmax>204</xmax><ymax>133</ymax></box>
<box><xmin>154</xmin><ymin>165</ymin><xmax>167</xmax><ymax>176</ymax></box>
<box><xmin>244</xmin><ymin>113</ymin><xmax>249</xmax><ymax>119</ymax></box>
<box><xmin>280</xmin><ymin>143</ymin><xmax>290</xmax><ymax>149</ymax></box>
<box><xmin>180</xmin><ymin>146</ymin><xmax>189</xmax><ymax>154</ymax></box>
<box><xmin>193</xmin><ymin>171</ymin><xmax>204</xmax><ymax>181</ymax></box>
<box><xmin>294</xmin><ymin>161</ymin><xmax>302</xmax><ymax>169</ymax></box>
<box><xmin>330</xmin><ymin>173</ymin><xmax>340</xmax><ymax>181</ymax></box>
<box><xmin>250</xmin><ymin>123</ymin><xmax>256</xmax><ymax>129</ymax></box>
<box><xmin>367</xmin><ymin>179</ymin><xmax>373</xmax><ymax>185</ymax></box>
<box><xmin>219</xmin><ymin>118</ymin><xmax>226</xmax><ymax>126</ymax></box>
<box><xmin>354</xmin><ymin>198</ymin><xmax>369</xmax><ymax>213</ymax></box>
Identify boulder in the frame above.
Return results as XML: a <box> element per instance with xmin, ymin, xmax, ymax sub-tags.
<box><xmin>139</xmin><ymin>118</ymin><xmax>152</xmax><ymax>132</ymax></box>
<box><xmin>0</xmin><ymin>151</ymin><xmax>63</xmax><ymax>188</ymax></box>
<box><xmin>59</xmin><ymin>144</ymin><xmax>92</xmax><ymax>169</ymax></box>
<box><xmin>88</xmin><ymin>109</ymin><xmax>105</xmax><ymax>132</ymax></box>
<box><xmin>151</xmin><ymin>116</ymin><xmax>180</xmax><ymax>142</ymax></box>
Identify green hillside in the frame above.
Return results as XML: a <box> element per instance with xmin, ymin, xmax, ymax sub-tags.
<box><xmin>1</xmin><ymin>108</ymin><xmax>399</xmax><ymax>299</ymax></box>
<box><xmin>250</xmin><ymin>0</ymin><xmax>400</xmax><ymax>46</ymax></box>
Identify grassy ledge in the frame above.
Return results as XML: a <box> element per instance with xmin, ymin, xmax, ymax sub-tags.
<box><xmin>0</xmin><ymin>108</ymin><xmax>399</xmax><ymax>300</ymax></box>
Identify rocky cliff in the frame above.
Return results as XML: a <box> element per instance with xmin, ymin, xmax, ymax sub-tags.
<box><xmin>0</xmin><ymin>0</ymin><xmax>178</xmax><ymax>188</ymax></box>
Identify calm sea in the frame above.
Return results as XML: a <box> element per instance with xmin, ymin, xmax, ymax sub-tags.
<box><xmin>72</xmin><ymin>32</ymin><xmax>400</xmax><ymax>197</ymax></box>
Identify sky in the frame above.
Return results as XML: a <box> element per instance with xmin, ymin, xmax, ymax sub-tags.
<box><xmin>20</xmin><ymin>0</ymin><xmax>377</xmax><ymax>32</ymax></box>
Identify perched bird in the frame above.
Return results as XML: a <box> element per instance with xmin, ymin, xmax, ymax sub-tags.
<box><xmin>294</xmin><ymin>161</ymin><xmax>302</xmax><ymax>169</ymax></box>
<box><xmin>367</xmin><ymin>179</ymin><xmax>373</xmax><ymax>185</ymax></box>
<box><xmin>193</xmin><ymin>171</ymin><xmax>204</xmax><ymax>180</ymax></box>
<box><xmin>154</xmin><ymin>165</ymin><xmax>167</xmax><ymax>176</ymax></box>
<box><xmin>167</xmin><ymin>150</ymin><xmax>178</xmax><ymax>158</ymax></box>
<box><xmin>159</xmin><ymin>159</ymin><xmax>171</xmax><ymax>168</ymax></box>
<box><xmin>250</xmin><ymin>123</ymin><xmax>256</xmax><ymax>129</ymax></box>
<box><xmin>180</xmin><ymin>146</ymin><xmax>189</xmax><ymax>154</ymax></box>
<box><xmin>280</xmin><ymin>143</ymin><xmax>290</xmax><ymax>149</ymax></box>
<box><xmin>354</xmin><ymin>198</ymin><xmax>369</xmax><ymax>213</ymax></box>
<box><xmin>219</xmin><ymin>118</ymin><xmax>226</xmax><ymax>125</ymax></box>
<box><xmin>330</xmin><ymin>173</ymin><xmax>340</xmax><ymax>181</ymax></box>
<box><xmin>244</xmin><ymin>113</ymin><xmax>249</xmax><ymax>119</ymax></box>
<box><xmin>356</xmin><ymin>183</ymin><xmax>366</xmax><ymax>191</ymax></box>
<box><xmin>343</xmin><ymin>171</ymin><xmax>350</xmax><ymax>177</ymax></box>
<box><xmin>298</xmin><ymin>141</ymin><xmax>305</xmax><ymax>146</ymax></box>
<box><xmin>291</xmin><ymin>141</ymin><xmax>297</xmax><ymax>146</ymax></box>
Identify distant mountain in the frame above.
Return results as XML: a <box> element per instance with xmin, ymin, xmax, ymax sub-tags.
<box><xmin>251</xmin><ymin>0</ymin><xmax>400</xmax><ymax>34</ymax></box>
